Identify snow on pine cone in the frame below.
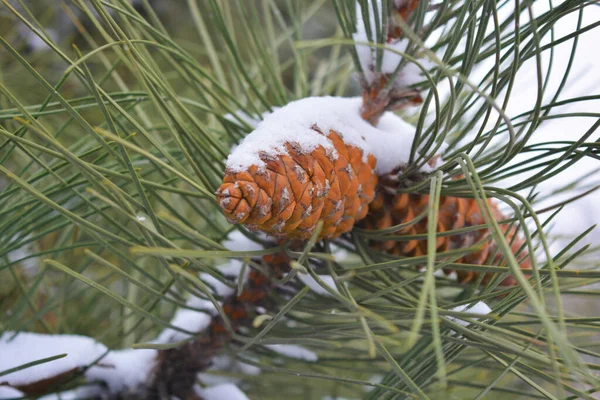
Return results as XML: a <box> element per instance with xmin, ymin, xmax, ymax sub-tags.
<box><xmin>360</xmin><ymin>190</ymin><xmax>530</xmax><ymax>286</ymax></box>
<box><xmin>216</xmin><ymin>97</ymin><xmax>418</xmax><ymax>240</ymax></box>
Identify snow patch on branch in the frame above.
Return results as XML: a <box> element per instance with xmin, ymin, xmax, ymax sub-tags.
<box><xmin>195</xmin><ymin>383</ymin><xmax>249</xmax><ymax>400</ymax></box>
<box><xmin>0</xmin><ymin>386</ymin><xmax>23</xmax><ymax>399</ymax></box>
<box><xmin>353</xmin><ymin>0</ymin><xmax>424</xmax><ymax>88</ymax></box>
<box><xmin>85</xmin><ymin>349</ymin><xmax>157</xmax><ymax>395</ymax></box>
<box><xmin>222</xmin><ymin>230</ymin><xmax>265</xmax><ymax>252</ymax></box>
<box><xmin>298</xmin><ymin>272</ymin><xmax>342</xmax><ymax>297</ymax></box>
<box><xmin>0</xmin><ymin>331</ymin><xmax>160</xmax><ymax>397</ymax></box>
<box><xmin>265</xmin><ymin>344</ymin><xmax>318</xmax><ymax>362</ymax></box>
<box><xmin>448</xmin><ymin>302</ymin><xmax>492</xmax><ymax>327</ymax></box>
<box><xmin>0</xmin><ymin>332</ymin><xmax>107</xmax><ymax>387</ymax></box>
<box><xmin>154</xmin><ymin>302</ymin><xmax>212</xmax><ymax>344</ymax></box>
<box><xmin>200</xmin><ymin>230</ymin><xmax>265</xmax><ymax>299</ymax></box>
<box><xmin>226</xmin><ymin>97</ymin><xmax>417</xmax><ymax>175</ymax></box>
<box><xmin>5</xmin><ymin>234</ymin><xmax>39</xmax><ymax>274</ymax></box>
<box><xmin>198</xmin><ymin>355</ymin><xmax>260</xmax><ymax>386</ymax></box>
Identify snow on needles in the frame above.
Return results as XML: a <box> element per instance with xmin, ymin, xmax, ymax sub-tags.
<box><xmin>196</xmin><ymin>383</ymin><xmax>249</xmax><ymax>400</ymax></box>
<box><xmin>265</xmin><ymin>344</ymin><xmax>318</xmax><ymax>362</ymax></box>
<box><xmin>448</xmin><ymin>302</ymin><xmax>492</xmax><ymax>327</ymax></box>
<box><xmin>225</xmin><ymin>96</ymin><xmax>417</xmax><ymax>175</ymax></box>
<box><xmin>85</xmin><ymin>348</ymin><xmax>158</xmax><ymax>395</ymax></box>
<box><xmin>0</xmin><ymin>332</ymin><xmax>159</xmax><ymax>396</ymax></box>
<box><xmin>0</xmin><ymin>386</ymin><xmax>23</xmax><ymax>399</ymax></box>
<box><xmin>221</xmin><ymin>230</ymin><xmax>265</xmax><ymax>252</ymax></box>
<box><xmin>298</xmin><ymin>271</ymin><xmax>342</xmax><ymax>298</ymax></box>
<box><xmin>157</xmin><ymin>230</ymin><xmax>264</xmax><ymax>344</ymax></box>
<box><xmin>353</xmin><ymin>1</ymin><xmax>424</xmax><ymax>88</ymax></box>
<box><xmin>0</xmin><ymin>332</ymin><xmax>108</xmax><ymax>386</ymax></box>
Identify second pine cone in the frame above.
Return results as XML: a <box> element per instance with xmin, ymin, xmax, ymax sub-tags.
<box><xmin>360</xmin><ymin>190</ymin><xmax>530</xmax><ymax>286</ymax></box>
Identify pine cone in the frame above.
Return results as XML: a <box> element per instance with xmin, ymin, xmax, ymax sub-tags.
<box><xmin>216</xmin><ymin>127</ymin><xmax>377</xmax><ymax>240</ymax></box>
<box><xmin>360</xmin><ymin>190</ymin><xmax>530</xmax><ymax>286</ymax></box>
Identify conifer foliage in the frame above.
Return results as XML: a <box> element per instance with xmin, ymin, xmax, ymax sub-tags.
<box><xmin>1</xmin><ymin>1</ymin><xmax>600</xmax><ymax>400</ymax></box>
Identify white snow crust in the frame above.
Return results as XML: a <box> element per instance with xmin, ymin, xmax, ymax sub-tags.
<box><xmin>353</xmin><ymin>1</ymin><xmax>424</xmax><ymax>87</ymax></box>
<box><xmin>226</xmin><ymin>96</ymin><xmax>417</xmax><ymax>175</ymax></box>
<box><xmin>199</xmin><ymin>230</ymin><xmax>265</xmax><ymax>299</ymax></box>
<box><xmin>265</xmin><ymin>344</ymin><xmax>318</xmax><ymax>361</ymax></box>
<box><xmin>198</xmin><ymin>355</ymin><xmax>260</xmax><ymax>386</ymax></box>
<box><xmin>38</xmin><ymin>390</ymin><xmax>80</xmax><ymax>400</ymax></box>
<box><xmin>448</xmin><ymin>302</ymin><xmax>492</xmax><ymax>327</ymax></box>
<box><xmin>0</xmin><ymin>332</ymin><xmax>107</xmax><ymax>386</ymax></box>
<box><xmin>155</xmin><ymin>231</ymin><xmax>262</xmax><ymax>344</ymax></box>
<box><xmin>196</xmin><ymin>383</ymin><xmax>249</xmax><ymax>400</ymax></box>
<box><xmin>154</xmin><ymin>301</ymin><xmax>213</xmax><ymax>344</ymax></box>
<box><xmin>0</xmin><ymin>331</ymin><xmax>159</xmax><ymax>396</ymax></box>
<box><xmin>5</xmin><ymin>234</ymin><xmax>39</xmax><ymax>274</ymax></box>
<box><xmin>298</xmin><ymin>272</ymin><xmax>342</xmax><ymax>297</ymax></box>
<box><xmin>222</xmin><ymin>230</ymin><xmax>265</xmax><ymax>252</ymax></box>
<box><xmin>85</xmin><ymin>348</ymin><xmax>157</xmax><ymax>395</ymax></box>
<box><xmin>0</xmin><ymin>386</ymin><xmax>23</xmax><ymax>399</ymax></box>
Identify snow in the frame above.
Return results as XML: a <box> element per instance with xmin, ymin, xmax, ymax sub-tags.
<box><xmin>154</xmin><ymin>305</ymin><xmax>212</xmax><ymax>344</ymax></box>
<box><xmin>0</xmin><ymin>332</ymin><xmax>107</xmax><ymax>387</ymax></box>
<box><xmin>437</xmin><ymin>3</ymin><xmax>600</xmax><ymax>254</ymax></box>
<box><xmin>363</xmin><ymin>374</ymin><xmax>383</xmax><ymax>392</ymax></box>
<box><xmin>265</xmin><ymin>344</ymin><xmax>318</xmax><ymax>361</ymax></box>
<box><xmin>353</xmin><ymin>1</ymin><xmax>425</xmax><ymax>87</ymax></box>
<box><xmin>201</xmin><ymin>271</ymin><xmax>236</xmax><ymax>297</ymax></box>
<box><xmin>5</xmin><ymin>234</ymin><xmax>39</xmax><ymax>274</ymax></box>
<box><xmin>186</xmin><ymin>296</ymin><xmax>217</xmax><ymax>311</ymax></box>
<box><xmin>448</xmin><ymin>302</ymin><xmax>492</xmax><ymax>327</ymax></box>
<box><xmin>331</xmin><ymin>245</ymin><xmax>350</xmax><ymax>262</ymax></box>
<box><xmin>200</xmin><ymin>258</ymin><xmax>246</xmax><ymax>298</ymax></box>
<box><xmin>222</xmin><ymin>230</ymin><xmax>265</xmax><ymax>252</ymax></box>
<box><xmin>375</xmin><ymin>109</ymin><xmax>439</xmax><ymax>173</ymax></box>
<box><xmin>38</xmin><ymin>390</ymin><xmax>79</xmax><ymax>400</ymax></box>
<box><xmin>19</xmin><ymin>26</ymin><xmax>58</xmax><ymax>52</ymax></box>
<box><xmin>199</xmin><ymin>230</ymin><xmax>266</xmax><ymax>298</ymax></box>
<box><xmin>0</xmin><ymin>386</ymin><xmax>23</xmax><ymax>399</ymax></box>
<box><xmin>225</xmin><ymin>96</ymin><xmax>418</xmax><ymax>175</ymax></box>
<box><xmin>0</xmin><ymin>331</ymin><xmax>158</xmax><ymax>396</ymax></box>
<box><xmin>85</xmin><ymin>348</ymin><xmax>157</xmax><ymax>395</ymax></box>
<box><xmin>198</xmin><ymin>355</ymin><xmax>261</xmax><ymax>386</ymax></box>
<box><xmin>298</xmin><ymin>272</ymin><xmax>342</xmax><ymax>297</ymax></box>
<box><xmin>196</xmin><ymin>383</ymin><xmax>249</xmax><ymax>400</ymax></box>
<box><xmin>155</xmin><ymin>230</ymin><xmax>269</xmax><ymax>342</ymax></box>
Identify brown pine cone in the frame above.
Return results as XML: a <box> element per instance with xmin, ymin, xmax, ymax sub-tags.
<box><xmin>360</xmin><ymin>190</ymin><xmax>530</xmax><ymax>286</ymax></box>
<box><xmin>216</xmin><ymin>127</ymin><xmax>377</xmax><ymax>240</ymax></box>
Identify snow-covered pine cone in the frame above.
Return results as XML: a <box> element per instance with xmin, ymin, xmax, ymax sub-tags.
<box><xmin>360</xmin><ymin>191</ymin><xmax>530</xmax><ymax>286</ymax></box>
<box><xmin>216</xmin><ymin>127</ymin><xmax>377</xmax><ymax>240</ymax></box>
<box><xmin>216</xmin><ymin>97</ymin><xmax>418</xmax><ymax>240</ymax></box>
